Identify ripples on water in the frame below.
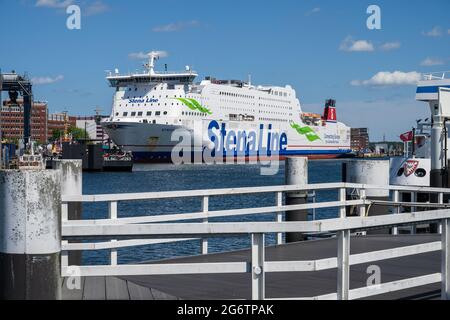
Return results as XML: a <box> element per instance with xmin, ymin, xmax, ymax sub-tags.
<box><xmin>82</xmin><ymin>160</ymin><xmax>344</xmax><ymax>265</ymax></box>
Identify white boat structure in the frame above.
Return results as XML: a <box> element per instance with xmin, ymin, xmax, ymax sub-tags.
<box><xmin>101</xmin><ymin>51</ymin><xmax>351</xmax><ymax>162</ymax></box>
<box><xmin>390</xmin><ymin>71</ymin><xmax>450</xmax><ymax>187</ymax></box>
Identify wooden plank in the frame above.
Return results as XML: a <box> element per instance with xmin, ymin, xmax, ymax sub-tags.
<box><xmin>83</xmin><ymin>276</ymin><xmax>106</xmax><ymax>300</ymax></box>
<box><xmin>106</xmin><ymin>277</ymin><xmax>130</xmax><ymax>300</ymax></box>
<box><xmin>62</xmin><ymin>277</ymin><xmax>85</xmax><ymax>300</ymax></box>
<box><xmin>127</xmin><ymin>281</ymin><xmax>154</xmax><ymax>300</ymax></box>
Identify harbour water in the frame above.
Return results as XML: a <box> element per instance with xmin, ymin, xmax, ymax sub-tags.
<box><xmin>82</xmin><ymin>160</ymin><xmax>345</xmax><ymax>265</ymax></box>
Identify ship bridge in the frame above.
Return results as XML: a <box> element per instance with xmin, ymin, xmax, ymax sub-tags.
<box><xmin>107</xmin><ymin>51</ymin><xmax>197</xmax><ymax>88</ymax></box>
<box><xmin>416</xmin><ymin>71</ymin><xmax>450</xmax><ymax>102</ymax></box>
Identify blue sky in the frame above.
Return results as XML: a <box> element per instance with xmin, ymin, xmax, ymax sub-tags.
<box><xmin>0</xmin><ymin>0</ymin><xmax>449</xmax><ymax>140</ymax></box>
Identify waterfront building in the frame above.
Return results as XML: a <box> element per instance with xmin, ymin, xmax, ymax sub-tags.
<box><xmin>350</xmin><ymin>128</ymin><xmax>370</xmax><ymax>151</ymax></box>
<box><xmin>0</xmin><ymin>99</ymin><xmax>48</xmax><ymax>143</ymax></box>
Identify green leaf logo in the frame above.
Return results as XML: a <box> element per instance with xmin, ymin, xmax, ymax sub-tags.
<box><xmin>176</xmin><ymin>98</ymin><xmax>212</xmax><ymax>115</ymax></box>
<box><xmin>290</xmin><ymin>122</ymin><xmax>321</xmax><ymax>142</ymax></box>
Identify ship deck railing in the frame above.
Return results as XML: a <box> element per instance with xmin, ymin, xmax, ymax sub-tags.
<box><xmin>61</xmin><ymin>182</ymin><xmax>450</xmax><ymax>300</ymax></box>
<box><xmin>422</xmin><ymin>71</ymin><xmax>450</xmax><ymax>81</ymax></box>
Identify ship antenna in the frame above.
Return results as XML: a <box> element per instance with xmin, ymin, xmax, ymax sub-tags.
<box><xmin>146</xmin><ymin>51</ymin><xmax>160</xmax><ymax>75</ymax></box>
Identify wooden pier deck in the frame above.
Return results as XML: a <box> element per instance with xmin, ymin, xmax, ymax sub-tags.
<box><xmin>63</xmin><ymin>234</ymin><xmax>442</xmax><ymax>300</ymax></box>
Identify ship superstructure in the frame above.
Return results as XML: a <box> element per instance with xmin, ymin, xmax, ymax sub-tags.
<box><xmin>102</xmin><ymin>52</ymin><xmax>351</xmax><ymax>162</ymax></box>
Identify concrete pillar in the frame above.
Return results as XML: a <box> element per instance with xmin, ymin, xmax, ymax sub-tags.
<box><xmin>344</xmin><ymin>160</ymin><xmax>390</xmax><ymax>234</ymax></box>
<box><xmin>285</xmin><ymin>157</ymin><xmax>308</xmax><ymax>242</ymax></box>
<box><xmin>54</xmin><ymin>160</ymin><xmax>82</xmax><ymax>265</ymax></box>
<box><xmin>0</xmin><ymin>169</ymin><xmax>61</xmax><ymax>300</ymax></box>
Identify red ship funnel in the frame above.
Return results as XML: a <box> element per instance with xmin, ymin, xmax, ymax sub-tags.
<box><xmin>323</xmin><ymin>99</ymin><xmax>337</xmax><ymax>122</ymax></box>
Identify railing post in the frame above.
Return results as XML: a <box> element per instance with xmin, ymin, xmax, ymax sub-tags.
<box><xmin>439</xmin><ymin>193</ymin><xmax>444</xmax><ymax>234</ymax></box>
<box><xmin>359</xmin><ymin>189</ymin><xmax>366</xmax><ymax>217</ymax></box>
<box><xmin>339</xmin><ymin>187</ymin><xmax>346</xmax><ymax>218</ymax></box>
<box><xmin>202</xmin><ymin>196</ymin><xmax>209</xmax><ymax>254</ymax></box>
<box><xmin>109</xmin><ymin>201</ymin><xmax>118</xmax><ymax>265</ymax></box>
<box><xmin>62</xmin><ymin>201</ymin><xmax>69</xmax><ymax>222</ymax></box>
<box><xmin>276</xmin><ymin>192</ymin><xmax>283</xmax><ymax>245</ymax></box>
<box><xmin>442</xmin><ymin>218</ymin><xmax>450</xmax><ymax>300</ymax></box>
<box><xmin>411</xmin><ymin>192</ymin><xmax>417</xmax><ymax>234</ymax></box>
<box><xmin>251</xmin><ymin>233</ymin><xmax>265</xmax><ymax>300</ymax></box>
<box><xmin>392</xmin><ymin>190</ymin><xmax>400</xmax><ymax>235</ymax></box>
<box><xmin>54</xmin><ymin>160</ymin><xmax>83</xmax><ymax>265</ymax></box>
<box><xmin>337</xmin><ymin>229</ymin><xmax>350</xmax><ymax>300</ymax></box>
<box><xmin>61</xmin><ymin>240</ymin><xmax>69</xmax><ymax>269</ymax></box>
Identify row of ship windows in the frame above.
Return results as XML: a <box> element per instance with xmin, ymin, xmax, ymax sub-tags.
<box><xmin>124</xmin><ymin>94</ymin><xmax>183</xmax><ymax>99</ymax></box>
<box><xmin>259</xmin><ymin>104</ymin><xmax>292</xmax><ymax>110</ymax></box>
<box><xmin>121</xmin><ymin>103</ymin><xmax>181</xmax><ymax>107</ymax></box>
<box><xmin>116</xmin><ymin>111</ymin><xmax>168</xmax><ymax>117</ymax></box>
<box><xmin>259</xmin><ymin>110</ymin><xmax>292</xmax><ymax>116</ymax></box>
<box><xmin>259</xmin><ymin>117</ymin><xmax>289</xmax><ymax>123</ymax></box>
<box><xmin>260</xmin><ymin>97</ymin><xmax>290</xmax><ymax>103</ymax></box>
<box><xmin>116</xmin><ymin>111</ymin><xmax>205</xmax><ymax>117</ymax></box>
<box><xmin>219</xmin><ymin>92</ymin><xmax>255</xmax><ymax>99</ymax></box>
<box><xmin>219</xmin><ymin>91</ymin><xmax>289</xmax><ymax>98</ymax></box>
<box><xmin>219</xmin><ymin>99</ymin><xmax>254</xmax><ymax>106</ymax></box>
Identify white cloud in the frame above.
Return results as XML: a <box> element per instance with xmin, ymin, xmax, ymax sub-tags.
<box><xmin>128</xmin><ymin>51</ymin><xmax>168</xmax><ymax>60</ymax></box>
<box><xmin>31</xmin><ymin>75</ymin><xmax>64</xmax><ymax>85</ymax></box>
<box><xmin>35</xmin><ymin>0</ymin><xmax>73</xmax><ymax>8</ymax></box>
<box><xmin>422</xmin><ymin>26</ymin><xmax>442</xmax><ymax>37</ymax></box>
<box><xmin>339</xmin><ymin>36</ymin><xmax>374</xmax><ymax>52</ymax></box>
<box><xmin>420</xmin><ymin>57</ymin><xmax>444</xmax><ymax>66</ymax></box>
<box><xmin>305</xmin><ymin>7</ymin><xmax>320</xmax><ymax>16</ymax></box>
<box><xmin>152</xmin><ymin>20</ymin><xmax>199</xmax><ymax>32</ymax></box>
<box><xmin>448</xmin><ymin>29</ymin><xmax>450</xmax><ymax>35</ymax></box>
<box><xmin>379</xmin><ymin>41</ymin><xmax>401</xmax><ymax>51</ymax></box>
<box><xmin>128</xmin><ymin>52</ymin><xmax>148</xmax><ymax>60</ymax></box>
<box><xmin>351</xmin><ymin>71</ymin><xmax>421</xmax><ymax>87</ymax></box>
<box><xmin>84</xmin><ymin>1</ymin><xmax>109</xmax><ymax>16</ymax></box>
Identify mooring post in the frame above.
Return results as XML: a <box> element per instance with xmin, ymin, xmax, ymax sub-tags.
<box><xmin>285</xmin><ymin>157</ymin><xmax>308</xmax><ymax>242</ymax></box>
<box><xmin>54</xmin><ymin>160</ymin><xmax>82</xmax><ymax>265</ymax></box>
<box><xmin>343</xmin><ymin>159</ymin><xmax>390</xmax><ymax>233</ymax></box>
<box><xmin>0</xmin><ymin>169</ymin><xmax>62</xmax><ymax>300</ymax></box>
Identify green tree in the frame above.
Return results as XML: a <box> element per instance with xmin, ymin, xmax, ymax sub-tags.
<box><xmin>51</xmin><ymin>126</ymin><xmax>90</xmax><ymax>141</ymax></box>
<box><xmin>68</xmin><ymin>126</ymin><xmax>90</xmax><ymax>140</ymax></box>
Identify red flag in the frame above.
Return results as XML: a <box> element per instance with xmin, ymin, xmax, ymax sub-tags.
<box><xmin>400</xmin><ymin>131</ymin><xmax>413</xmax><ymax>142</ymax></box>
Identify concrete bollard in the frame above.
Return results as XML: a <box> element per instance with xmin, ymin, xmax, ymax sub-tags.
<box><xmin>343</xmin><ymin>160</ymin><xmax>390</xmax><ymax>234</ymax></box>
<box><xmin>54</xmin><ymin>160</ymin><xmax>82</xmax><ymax>265</ymax></box>
<box><xmin>285</xmin><ymin>157</ymin><xmax>308</xmax><ymax>242</ymax></box>
<box><xmin>0</xmin><ymin>169</ymin><xmax>61</xmax><ymax>300</ymax></box>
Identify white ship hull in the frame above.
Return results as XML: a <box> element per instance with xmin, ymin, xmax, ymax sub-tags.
<box><xmin>104</xmin><ymin>119</ymin><xmax>351</xmax><ymax>162</ymax></box>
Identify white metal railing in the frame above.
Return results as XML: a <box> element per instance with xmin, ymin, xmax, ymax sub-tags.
<box><xmin>423</xmin><ymin>71</ymin><xmax>450</xmax><ymax>81</ymax></box>
<box><xmin>61</xmin><ymin>182</ymin><xmax>450</xmax><ymax>300</ymax></box>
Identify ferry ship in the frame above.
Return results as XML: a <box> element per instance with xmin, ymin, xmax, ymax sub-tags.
<box><xmin>101</xmin><ymin>52</ymin><xmax>351</xmax><ymax>162</ymax></box>
<box><xmin>390</xmin><ymin>71</ymin><xmax>450</xmax><ymax>187</ymax></box>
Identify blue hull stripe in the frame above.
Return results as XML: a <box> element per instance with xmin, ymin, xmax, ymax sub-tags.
<box><xmin>416</xmin><ymin>85</ymin><xmax>450</xmax><ymax>94</ymax></box>
<box><xmin>132</xmin><ymin>149</ymin><xmax>352</xmax><ymax>161</ymax></box>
